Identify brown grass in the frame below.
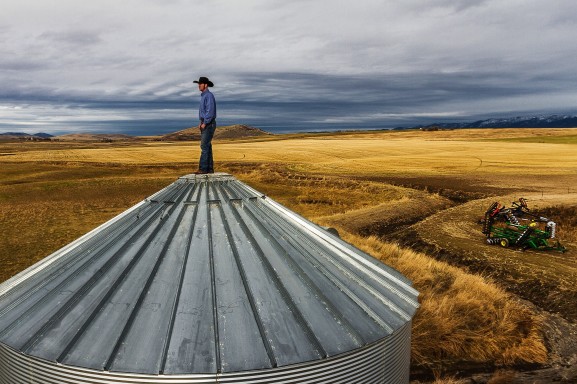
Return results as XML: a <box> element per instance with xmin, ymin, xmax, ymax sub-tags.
<box><xmin>320</xmin><ymin>193</ymin><xmax>453</xmax><ymax>237</ymax></box>
<box><xmin>233</xmin><ymin>166</ymin><xmax>425</xmax><ymax>218</ymax></box>
<box><xmin>325</xmin><ymin>231</ymin><xmax>547</xmax><ymax>371</ymax></box>
<box><xmin>540</xmin><ymin>205</ymin><xmax>577</xmax><ymax>243</ymax></box>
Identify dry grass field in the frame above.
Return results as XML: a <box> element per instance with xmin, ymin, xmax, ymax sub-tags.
<box><xmin>1</xmin><ymin>128</ymin><xmax>577</xmax><ymax>383</ymax></box>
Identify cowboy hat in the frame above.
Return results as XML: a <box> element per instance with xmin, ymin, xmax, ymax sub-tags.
<box><xmin>193</xmin><ymin>76</ymin><xmax>214</xmax><ymax>87</ymax></box>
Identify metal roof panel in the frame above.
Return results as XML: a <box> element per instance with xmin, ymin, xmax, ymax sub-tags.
<box><xmin>0</xmin><ymin>173</ymin><xmax>419</xmax><ymax>376</ymax></box>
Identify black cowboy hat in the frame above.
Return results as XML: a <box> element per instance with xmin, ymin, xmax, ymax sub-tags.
<box><xmin>193</xmin><ymin>76</ymin><xmax>214</xmax><ymax>87</ymax></box>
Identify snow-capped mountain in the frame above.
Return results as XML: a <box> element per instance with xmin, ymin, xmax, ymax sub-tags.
<box><xmin>416</xmin><ymin>114</ymin><xmax>577</xmax><ymax>129</ymax></box>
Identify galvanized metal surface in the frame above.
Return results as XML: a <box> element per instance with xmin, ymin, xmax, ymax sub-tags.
<box><xmin>0</xmin><ymin>173</ymin><xmax>419</xmax><ymax>382</ymax></box>
<box><xmin>0</xmin><ymin>321</ymin><xmax>411</xmax><ymax>383</ymax></box>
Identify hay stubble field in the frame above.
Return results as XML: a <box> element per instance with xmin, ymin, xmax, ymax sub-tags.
<box><xmin>1</xmin><ymin>128</ymin><xmax>577</xmax><ymax>383</ymax></box>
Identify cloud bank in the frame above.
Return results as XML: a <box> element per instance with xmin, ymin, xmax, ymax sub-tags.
<box><xmin>2</xmin><ymin>0</ymin><xmax>577</xmax><ymax>134</ymax></box>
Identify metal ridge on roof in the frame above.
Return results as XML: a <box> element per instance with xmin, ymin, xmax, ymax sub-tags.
<box><xmin>0</xmin><ymin>173</ymin><xmax>419</xmax><ymax>377</ymax></box>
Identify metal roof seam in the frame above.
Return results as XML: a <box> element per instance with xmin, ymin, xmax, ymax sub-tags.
<box><xmin>239</xmin><ymin>198</ymin><xmax>395</xmax><ymax>334</ymax></box>
<box><xmin>0</xmin><ymin>202</ymin><xmax>156</xmax><ymax>321</ymax></box>
<box><xmin>206</xmin><ymin>183</ymin><xmax>222</xmax><ymax>373</ymax></box>
<box><xmin>226</xmin><ymin>180</ymin><xmax>261</xmax><ymax>201</ymax></box>
<box><xmin>0</xmin><ymin>200</ymin><xmax>167</xmax><ymax>345</ymax></box>
<box><xmin>239</xmin><ymin>198</ymin><xmax>367</xmax><ymax>347</ymax></box>
<box><xmin>147</xmin><ymin>180</ymin><xmax>180</xmax><ymax>201</ymax></box>
<box><xmin>58</xmin><ymin>183</ymin><xmax>192</xmax><ymax>366</ymax></box>
<box><xmin>105</xmin><ymin>184</ymin><xmax>194</xmax><ymax>372</ymax></box>
<box><xmin>250</xmin><ymin>198</ymin><xmax>415</xmax><ymax>321</ymax></box>
<box><xmin>159</xmin><ymin>184</ymin><xmax>202</xmax><ymax>375</ymax></box>
<box><xmin>216</xmin><ymin>181</ymin><xmax>234</xmax><ymax>200</ymax></box>
<box><xmin>265</xmin><ymin>197</ymin><xmax>419</xmax><ymax>297</ymax></box>
<box><xmin>212</xmin><ymin>184</ymin><xmax>278</xmax><ymax>368</ymax></box>
<box><xmin>226</xmin><ymin>196</ymin><xmax>328</xmax><ymax>360</ymax></box>
<box><xmin>0</xmin><ymin>195</ymin><xmax>155</xmax><ymax>300</ymax></box>
<box><xmin>269</xmin><ymin>200</ymin><xmax>414</xmax><ymax>320</ymax></box>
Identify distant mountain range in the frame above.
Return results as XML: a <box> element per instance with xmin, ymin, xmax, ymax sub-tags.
<box><xmin>411</xmin><ymin>114</ymin><xmax>577</xmax><ymax>130</ymax></box>
<box><xmin>0</xmin><ymin>132</ymin><xmax>53</xmax><ymax>139</ymax></box>
<box><xmin>2</xmin><ymin>114</ymin><xmax>577</xmax><ymax>139</ymax></box>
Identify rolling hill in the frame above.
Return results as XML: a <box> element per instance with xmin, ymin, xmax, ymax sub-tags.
<box><xmin>160</xmin><ymin>124</ymin><xmax>270</xmax><ymax>141</ymax></box>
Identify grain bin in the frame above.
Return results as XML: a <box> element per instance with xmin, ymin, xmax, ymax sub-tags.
<box><xmin>0</xmin><ymin>173</ymin><xmax>419</xmax><ymax>383</ymax></box>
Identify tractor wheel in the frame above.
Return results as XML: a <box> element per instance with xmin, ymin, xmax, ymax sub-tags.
<box><xmin>500</xmin><ymin>238</ymin><xmax>510</xmax><ymax>248</ymax></box>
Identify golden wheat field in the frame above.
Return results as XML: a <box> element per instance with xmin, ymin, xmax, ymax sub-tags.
<box><xmin>1</xmin><ymin>128</ymin><xmax>577</xmax><ymax>383</ymax></box>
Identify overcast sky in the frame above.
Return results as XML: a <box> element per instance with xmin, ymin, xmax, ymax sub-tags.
<box><xmin>2</xmin><ymin>0</ymin><xmax>577</xmax><ymax>135</ymax></box>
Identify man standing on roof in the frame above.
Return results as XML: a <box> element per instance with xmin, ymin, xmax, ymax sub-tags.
<box><xmin>194</xmin><ymin>76</ymin><xmax>217</xmax><ymax>174</ymax></box>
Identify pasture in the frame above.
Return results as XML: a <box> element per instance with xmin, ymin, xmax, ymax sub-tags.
<box><xmin>1</xmin><ymin>128</ymin><xmax>576</xmax><ymax>382</ymax></box>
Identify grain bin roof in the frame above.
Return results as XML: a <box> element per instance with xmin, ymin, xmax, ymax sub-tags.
<box><xmin>0</xmin><ymin>173</ymin><xmax>419</xmax><ymax>376</ymax></box>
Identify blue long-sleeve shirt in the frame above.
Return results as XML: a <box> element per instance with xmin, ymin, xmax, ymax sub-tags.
<box><xmin>199</xmin><ymin>89</ymin><xmax>216</xmax><ymax>124</ymax></box>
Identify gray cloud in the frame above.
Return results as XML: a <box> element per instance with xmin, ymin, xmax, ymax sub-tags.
<box><xmin>39</xmin><ymin>30</ymin><xmax>102</xmax><ymax>46</ymax></box>
<box><xmin>1</xmin><ymin>0</ymin><xmax>577</xmax><ymax>134</ymax></box>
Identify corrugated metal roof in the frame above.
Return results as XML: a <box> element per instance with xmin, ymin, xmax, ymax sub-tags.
<box><xmin>0</xmin><ymin>173</ymin><xmax>419</xmax><ymax>377</ymax></box>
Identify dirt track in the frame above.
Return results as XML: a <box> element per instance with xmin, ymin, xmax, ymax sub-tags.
<box><xmin>405</xmin><ymin>194</ymin><xmax>577</xmax><ymax>322</ymax></box>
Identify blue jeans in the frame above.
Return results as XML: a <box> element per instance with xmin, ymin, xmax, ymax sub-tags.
<box><xmin>199</xmin><ymin>121</ymin><xmax>216</xmax><ymax>172</ymax></box>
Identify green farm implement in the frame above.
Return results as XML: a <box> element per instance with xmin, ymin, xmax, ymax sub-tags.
<box><xmin>482</xmin><ymin>198</ymin><xmax>566</xmax><ymax>252</ymax></box>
